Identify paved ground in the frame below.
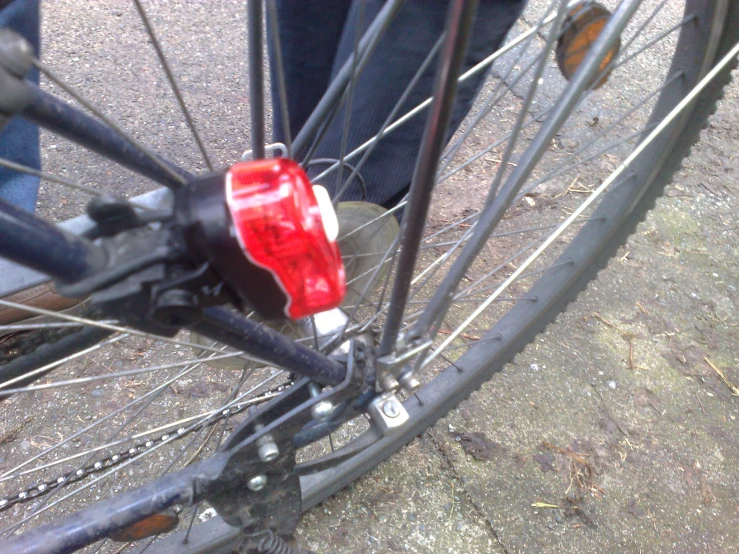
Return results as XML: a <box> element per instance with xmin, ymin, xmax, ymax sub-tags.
<box><xmin>297</xmin><ymin>79</ymin><xmax>739</xmax><ymax>553</ymax></box>
<box><xmin>22</xmin><ymin>2</ymin><xmax>739</xmax><ymax>553</ymax></box>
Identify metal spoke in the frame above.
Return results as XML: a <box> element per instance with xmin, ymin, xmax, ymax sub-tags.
<box><xmin>310</xmin><ymin>7</ymin><xmax>563</xmax><ymax>184</ymax></box>
<box><xmin>0</xmin><ymin>351</ymin><xmax>213</xmax><ymax>480</ymax></box>
<box><xmin>131</xmin><ymin>0</ymin><xmax>213</xmax><ymax>170</ymax></box>
<box><xmin>410</xmin><ymin>0</ymin><xmax>638</xmax><ymax>341</ymax></box>
<box><xmin>2</xmin><ymin>352</ymin><xmax>206</xmax><ymax>537</ymax></box>
<box><xmin>331</xmin><ymin>35</ymin><xmax>446</xmax><ymax>203</ymax></box>
<box><xmin>0</xmin><ymin>333</ymin><xmax>129</xmax><ymax>392</ymax></box>
<box><xmin>33</xmin><ymin>58</ymin><xmax>188</xmax><ymax>186</ymax></box>
<box><xmin>423</xmin><ymin>37</ymin><xmax>739</xmax><ymax>367</ymax></box>
<box><xmin>0</xmin><ymin>157</ymin><xmax>102</xmax><ymax>197</ymax></box>
<box><xmin>3</xmin><ymin>385</ymin><xmax>282</xmax><ymax>485</ymax></box>
<box><xmin>266</xmin><ymin>0</ymin><xmax>292</xmax><ymax>158</ymax></box>
<box><xmin>0</xmin><ymin>321</ymin><xmax>115</xmax><ymax>331</ymax></box>
<box><xmin>437</xmin><ymin>106</ymin><xmax>552</xmax><ymax>185</ymax></box>
<box><xmin>0</xmin><ymin>351</ymin><xmax>247</xmax><ymax>397</ymax></box>
<box><xmin>0</xmin><ymin>298</ymin><xmax>262</xmax><ymax>360</ymax></box>
<box><xmin>333</xmin><ymin>1</ymin><xmax>366</xmax><ymax>201</ymax></box>
<box><xmin>2</xmin><ymin>368</ymin><xmax>285</xmax><ymax>533</ymax></box>
<box><xmin>292</xmin><ymin>0</ymin><xmax>406</xmax><ymax>158</ymax></box>
<box><xmin>612</xmin><ymin>16</ymin><xmax>693</xmax><ymax>74</ymax></box>
<box><xmin>437</xmin><ymin>0</ymin><xmax>557</xmax><ymax>176</ymax></box>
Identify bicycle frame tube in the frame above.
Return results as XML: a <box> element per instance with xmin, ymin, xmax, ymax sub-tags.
<box><xmin>0</xmin><ymin>454</ymin><xmax>225</xmax><ymax>554</ymax></box>
<box><xmin>0</xmin><ymin>197</ymin><xmax>105</xmax><ymax>282</ymax></box>
<box><xmin>378</xmin><ymin>0</ymin><xmax>479</xmax><ymax>356</ymax></box>
<box><xmin>189</xmin><ymin>307</ymin><xmax>346</xmax><ymax>386</ymax></box>
<box><xmin>21</xmin><ymin>84</ymin><xmax>191</xmax><ymax>189</ymax></box>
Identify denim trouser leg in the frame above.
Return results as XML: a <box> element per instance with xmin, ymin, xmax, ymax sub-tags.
<box><xmin>0</xmin><ymin>0</ymin><xmax>40</xmax><ymax>213</ymax></box>
<box><xmin>272</xmin><ymin>0</ymin><xmax>526</xmax><ymax>208</ymax></box>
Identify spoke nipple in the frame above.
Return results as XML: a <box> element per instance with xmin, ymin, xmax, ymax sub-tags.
<box><xmin>247</xmin><ymin>474</ymin><xmax>267</xmax><ymax>492</ymax></box>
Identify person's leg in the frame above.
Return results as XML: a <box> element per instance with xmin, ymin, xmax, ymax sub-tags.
<box><xmin>0</xmin><ymin>0</ymin><xmax>40</xmax><ymax>213</ymax></box>
<box><xmin>269</xmin><ymin>0</ymin><xmax>352</xmax><ymax>145</ymax></box>
<box><xmin>310</xmin><ymin>0</ymin><xmax>527</xmax><ymax>208</ymax></box>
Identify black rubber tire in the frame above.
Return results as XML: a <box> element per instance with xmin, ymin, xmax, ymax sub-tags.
<box><xmin>301</xmin><ymin>0</ymin><xmax>739</xmax><ymax>512</ymax></box>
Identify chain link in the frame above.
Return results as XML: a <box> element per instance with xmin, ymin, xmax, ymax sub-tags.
<box><xmin>0</xmin><ymin>380</ymin><xmax>294</xmax><ymax>512</ymax></box>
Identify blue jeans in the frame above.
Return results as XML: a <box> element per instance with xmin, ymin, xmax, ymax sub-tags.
<box><xmin>0</xmin><ymin>0</ymin><xmax>40</xmax><ymax>213</ymax></box>
<box><xmin>1</xmin><ymin>0</ymin><xmax>524</xmax><ymax>212</ymax></box>
<box><xmin>271</xmin><ymin>0</ymin><xmax>526</xmax><ymax>208</ymax></box>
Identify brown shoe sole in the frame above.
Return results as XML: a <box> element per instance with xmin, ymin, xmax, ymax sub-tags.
<box><xmin>0</xmin><ymin>282</ymin><xmax>84</xmax><ymax>326</ymax></box>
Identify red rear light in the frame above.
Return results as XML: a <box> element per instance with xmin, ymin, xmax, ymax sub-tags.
<box><xmin>225</xmin><ymin>159</ymin><xmax>345</xmax><ymax>319</ymax></box>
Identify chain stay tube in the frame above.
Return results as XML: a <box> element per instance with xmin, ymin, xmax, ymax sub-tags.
<box><xmin>189</xmin><ymin>307</ymin><xmax>346</xmax><ymax>386</ymax></box>
<box><xmin>0</xmin><ymin>455</ymin><xmax>226</xmax><ymax>554</ymax></box>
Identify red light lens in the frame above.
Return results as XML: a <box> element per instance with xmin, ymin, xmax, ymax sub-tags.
<box><xmin>225</xmin><ymin>159</ymin><xmax>346</xmax><ymax>319</ymax></box>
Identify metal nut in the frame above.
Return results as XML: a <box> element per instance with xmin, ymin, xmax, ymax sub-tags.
<box><xmin>379</xmin><ymin>374</ymin><xmax>399</xmax><ymax>392</ymax></box>
<box><xmin>398</xmin><ymin>372</ymin><xmax>421</xmax><ymax>393</ymax></box>
<box><xmin>257</xmin><ymin>440</ymin><xmax>279</xmax><ymax>462</ymax></box>
<box><xmin>309</xmin><ymin>381</ymin><xmax>334</xmax><ymax>421</ymax></box>
<box><xmin>247</xmin><ymin>474</ymin><xmax>267</xmax><ymax>491</ymax></box>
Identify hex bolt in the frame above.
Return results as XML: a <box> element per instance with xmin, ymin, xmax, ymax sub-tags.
<box><xmin>308</xmin><ymin>382</ymin><xmax>334</xmax><ymax>421</ymax></box>
<box><xmin>382</xmin><ymin>398</ymin><xmax>402</xmax><ymax>418</ymax></box>
<box><xmin>398</xmin><ymin>371</ymin><xmax>421</xmax><ymax>393</ymax></box>
<box><xmin>247</xmin><ymin>474</ymin><xmax>267</xmax><ymax>491</ymax></box>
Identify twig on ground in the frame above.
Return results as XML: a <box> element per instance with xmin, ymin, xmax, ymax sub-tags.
<box><xmin>705</xmin><ymin>357</ymin><xmax>739</xmax><ymax>396</ymax></box>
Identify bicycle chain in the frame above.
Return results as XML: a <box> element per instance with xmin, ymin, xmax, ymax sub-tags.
<box><xmin>0</xmin><ymin>380</ymin><xmax>294</xmax><ymax>513</ymax></box>
<box><xmin>0</xmin><ymin>325</ymin><xmax>85</xmax><ymax>365</ymax></box>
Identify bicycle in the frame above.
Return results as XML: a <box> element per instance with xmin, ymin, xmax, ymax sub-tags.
<box><xmin>0</xmin><ymin>0</ymin><xmax>737</xmax><ymax>552</ymax></box>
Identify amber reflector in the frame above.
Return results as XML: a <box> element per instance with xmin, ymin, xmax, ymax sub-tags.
<box><xmin>556</xmin><ymin>2</ymin><xmax>620</xmax><ymax>90</ymax></box>
<box><xmin>110</xmin><ymin>510</ymin><xmax>179</xmax><ymax>542</ymax></box>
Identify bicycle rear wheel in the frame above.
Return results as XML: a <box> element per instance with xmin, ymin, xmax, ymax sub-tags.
<box><xmin>0</xmin><ymin>1</ymin><xmax>737</xmax><ymax>552</ymax></box>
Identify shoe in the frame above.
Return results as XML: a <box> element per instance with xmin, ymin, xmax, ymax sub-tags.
<box><xmin>191</xmin><ymin>201</ymin><xmax>399</xmax><ymax>369</ymax></box>
<box><xmin>0</xmin><ymin>282</ymin><xmax>83</xmax><ymax>326</ymax></box>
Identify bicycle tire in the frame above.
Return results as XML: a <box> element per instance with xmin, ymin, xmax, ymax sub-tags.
<box><xmin>301</xmin><ymin>0</ymin><xmax>738</xmax><ymax>512</ymax></box>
